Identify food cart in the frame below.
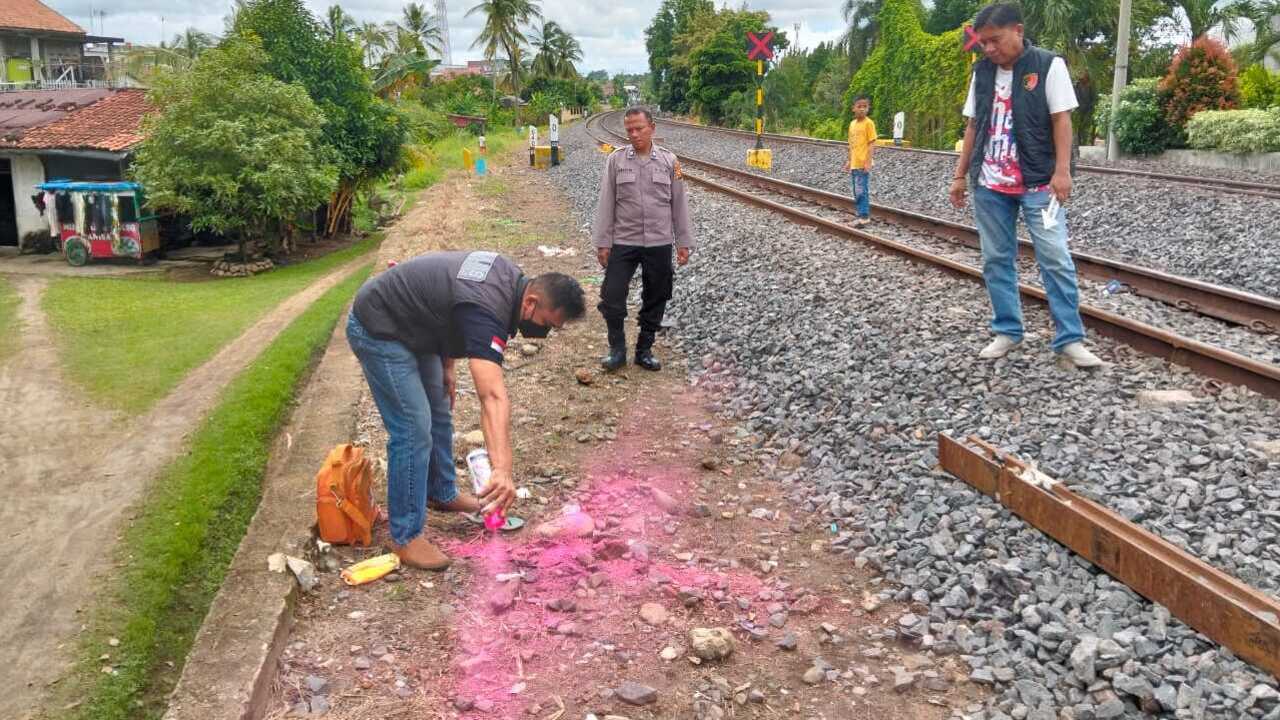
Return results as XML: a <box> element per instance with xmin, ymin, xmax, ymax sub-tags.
<box><xmin>33</xmin><ymin>180</ymin><xmax>160</xmax><ymax>266</ymax></box>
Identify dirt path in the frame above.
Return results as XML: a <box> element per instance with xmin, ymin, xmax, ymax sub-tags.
<box><xmin>269</xmin><ymin>154</ymin><xmax>983</xmax><ymax>719</ymax></box>
<box><xmin>0</xmin><ymin>256</ymin><xmax>371</xmax><ymax>719</ymax></box>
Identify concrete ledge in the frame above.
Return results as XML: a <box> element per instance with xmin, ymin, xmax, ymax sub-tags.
<box><xmin>163</xmin><ymin>318</ymin><xmax>364</xmax><ymax>720</ymax></box>
<box><xmin>1080</xmin><ymin>145</ymin><xmax>1280</xmax><ymax>173</ymax></box>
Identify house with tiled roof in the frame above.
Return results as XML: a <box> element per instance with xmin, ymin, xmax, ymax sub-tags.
<box><xmin>0</xmin><ymin>0</ymin><xmax>142</xmax><ymax>250</ymax></box>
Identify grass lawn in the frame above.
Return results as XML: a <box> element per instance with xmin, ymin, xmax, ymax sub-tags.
<box><xmin>42</xmin><ymin>237</ymin><xmax>377</xmax><ymax>414</ymax></box>
<box><xmin>0</xmin><ymin>276</ymin><xmax>18</xmax><ymax>361</ymax></box>
<box><xmin>57</xmin><ymin>262</ymin><xmax>373</xmax><ymax>720</ymax></box>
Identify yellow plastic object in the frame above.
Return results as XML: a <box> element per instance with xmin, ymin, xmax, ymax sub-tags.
<box><xmin>341</xmin><ymin>552</ymin><xmax>401</xmax><ymax>586</ymax></box>
<box><xmin>533</xmin><ymin>145</ymin><xmax>552</xmax><ymax>169</ymax></box>
<box><xmin>746</xmin><ymin>148</ymin><xmax>773</xmax><ymax>170</ymax></box>
<box><xmin>462</xmin><ymin>148</ymin><xmax>474</xmax><ymax>172</ymax></box>
<box><xmin>875</xmin><ymin>139</ymin><xmax>911</xmax><ymax>147</ymax></box>
<box><xmin>599</xmin><ymin>143</ymin><xmax>614</xmax><ymax>154</ymax></box>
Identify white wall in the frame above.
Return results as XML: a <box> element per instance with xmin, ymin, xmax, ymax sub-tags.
<box><xmin>6</xmin><ymin>154</ymin><xmax>47</xmax><ymax>248</ymax></box>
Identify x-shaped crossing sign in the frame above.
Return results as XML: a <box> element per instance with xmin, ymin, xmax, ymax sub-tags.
<box><xmin>747</xmin><ymin>31</ymin><xmax>775</xmax><ymax>60</ymax></box>
<box><xmin>962</xmin><ymin>24</ymin><xmax>981</xmax><ymax>52</ymax></box>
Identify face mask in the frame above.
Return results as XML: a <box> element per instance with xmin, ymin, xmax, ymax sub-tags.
<box><xmin>518</xmin><ymin>319</ymin><xmax>551</xmax><ymax>338</ymax></box>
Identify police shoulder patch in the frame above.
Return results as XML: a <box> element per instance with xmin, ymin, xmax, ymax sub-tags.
<box><xmin>673</xmin><ymin>159</ymin><xmax>683</xmax><ymax>180</ymax></box>
<box><xmin>457</xmin><ymin>251</ymin><xmax>498</xmax><ymax>282</ymax></box>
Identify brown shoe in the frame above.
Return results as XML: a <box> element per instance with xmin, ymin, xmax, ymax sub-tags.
<box><xmin>428</xmin><ymin>494</ymin><xmax>482</xmax><ymax>514</ymax></box>
<box><xmin>390</xmin><ymin>535</ymin><xmax>451</xmax><ymax>571</ymax></box>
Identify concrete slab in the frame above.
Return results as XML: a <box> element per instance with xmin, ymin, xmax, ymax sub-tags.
<box><xmin>163</xmin><ymin>316</ymin><xmax>365</xmax><ymax>720</ymax></box>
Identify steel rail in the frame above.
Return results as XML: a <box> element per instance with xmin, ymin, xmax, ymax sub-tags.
<box><xmin>582</xmin><ymin>112</ymin><xmax>1280</xmax><ymax>399</ymax></box>
<box><xmin>937</xmin><ymin>434</ymin><xmax>1280</xmax><ymax>681</ymax></box>
<box><xmin>653</xmin><ymin>116</ymin><xmax>1280</xmax><ymax>200</ymax></box>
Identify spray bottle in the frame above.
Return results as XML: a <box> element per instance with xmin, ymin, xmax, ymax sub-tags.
<box><xmin>466</xmin><ymin>448</ymin><xmax>506</xmax><ymax>531</ymax></box>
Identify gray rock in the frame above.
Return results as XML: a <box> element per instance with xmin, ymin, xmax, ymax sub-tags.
<box><xmin>615</xmin><ymin>681</ymin><xmax>658</xmax><ymax>706</ymax></box>
<box><xmin>803</xmin><ymin>666</ymin><xmax>825</xmax><ymax>685</ymax></box>
<box><xmin>353</xmin><ymin>656</ymin><xmax>372</xmax><ymax>671</ymax></box>
<box><xmin>688</xmin><ymin>627</ymin><xmax>735</xmax><ymax>661</ymax></box>
<box><xmin>1071</xmin><ymin>636</ymin><xmax>1099</xmax><ymax>684</ymax></box>
<box><xmin>893</xmin><ymin>669</ymin><xmax>917</xmax><ymax>693</ymax></box>
<box><xmin>776</xmin><ymin>631</ymin><xmax>798</xmax><ymax>651</ymax></box>
<box><xmin>305</xmin><ymin>675</ymin><xmax>328</xmax><ymax>694</ymax></box>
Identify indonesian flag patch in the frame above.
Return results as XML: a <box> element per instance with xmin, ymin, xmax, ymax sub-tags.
<box><xmin>489</xmin><ymin>335</ymin><xmax>507</xmax><ymax>355</ymax></box>
<box><xmin>1023</xmin><ymin>72</ymin><xmax>1039</xmax><ymax>92</ymax></box>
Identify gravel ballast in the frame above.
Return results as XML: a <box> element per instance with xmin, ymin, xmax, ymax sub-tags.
<box><xmin>644</xmin><ymin>118</ymin><xmax>1280</xmax><ymax>301</ymax></box>
<box><xmin>550</xmin><ymin>119</ymin><xmax>1280</xmax><ymax>720</ymax></box>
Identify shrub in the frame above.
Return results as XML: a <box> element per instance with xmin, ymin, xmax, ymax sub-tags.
<box><xmin>810</xmin><ymin>116</ymin><xmax>846</xmax><ymax>140</ymax></box>
<box><xmin>1093</xmin><ymin>78</ymin><xmax>1176</xmax><ymax>155</ymax></box>
<box><xmin>1239</xmin><ymin>64</ymin><xmax>1280</xmax><ymax>109</ymax></box>
<box><xmin>1159</xmin><ymin>37</ymin><xmax>1240</xmax><ymax>133</ymax></box>
<box><xmin>1185</xmin><ymin>108</ymin><xmax>1280</xmax><ymax>153</ymax></box>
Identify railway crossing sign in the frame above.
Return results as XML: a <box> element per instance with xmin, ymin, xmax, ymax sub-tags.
<box><xmin>746</xmin><ymin>31</ymin><xmax>775</xmax><ymax>61</ymax></box>
<box><xmin>962</xmin><ymin>24</ymin><xmax>981</xmax><ymax>52</ymax></box>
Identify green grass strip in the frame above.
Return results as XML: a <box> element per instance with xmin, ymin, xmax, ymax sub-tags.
<box><xmin>60</xmin><ymin>262</ymin><xmax>373</xmax><ymax>720</ymax></box>
<box><xmin>0</xmin><ymin>276</ymin><xmax>18</xmax><ymax>362</ymax></box>
<box><xmin>42</xmin><ymin>237</ymin><xmax>378</xmax><ymax>414</ymax></box>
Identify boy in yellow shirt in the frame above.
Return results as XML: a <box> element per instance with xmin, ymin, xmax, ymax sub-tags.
<box><xmin>843</xmin><ymin>95</ymin><xmax>877</xmax><ymax>227</ymax></box>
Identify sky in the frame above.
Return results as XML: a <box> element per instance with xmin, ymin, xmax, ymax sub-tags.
<box><xmin>50</xmin><ymin>0</ymin><xmax>851</xmax><ymax>75</ymax></box>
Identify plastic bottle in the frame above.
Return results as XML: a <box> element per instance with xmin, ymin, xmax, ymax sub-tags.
<box><xmin>466</xmin><ymin>448</ymin><xmax>505</xmax><ymax>531</ymax></box>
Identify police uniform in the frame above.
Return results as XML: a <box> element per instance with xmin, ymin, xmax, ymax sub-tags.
<box><xmin>591</xmin><ymin>143</ymin><xmax>694</xmax><ymax>367</ymax></box>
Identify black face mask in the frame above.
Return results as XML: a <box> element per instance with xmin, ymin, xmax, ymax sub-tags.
<box><xmin>518</xmin><ymin>319</ymin><xmax>551</xmax><ymax>338</ymax></box>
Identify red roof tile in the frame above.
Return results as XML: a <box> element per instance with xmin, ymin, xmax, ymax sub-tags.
<box><xmin>0</xmin><ymin>0</ymin><xmax>85</xmax><ymax>35</ymax></box>
<box><xmin>4</xmin><ymin>89</ymin><xmax>151</xmax><ymax>152</ymax></box>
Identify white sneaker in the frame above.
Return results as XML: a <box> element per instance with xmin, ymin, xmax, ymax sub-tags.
<box><xmin>979</xmin><ymin>335</ymin><xmax>1020</xmax><ymax>359</ymax></box>
<box><xmin>1060</xmin><ymin>342</ymin><xmax>1103</xmax><ymax>368</ymax></box>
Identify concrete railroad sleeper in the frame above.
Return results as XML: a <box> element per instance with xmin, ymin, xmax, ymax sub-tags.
<box><xmin>937</xmin><ymin>433</ymin><xmax>1280</xmax><ymax>682</ymax></box>
<box><xmin>583</xmin><ymin>113</ymin><xmax>1280</xmax><ymax>400</ymax></box>
<box><xmin>653</xmin><ymin>115</ymin><xmax>1280</xmax><ymax>201</ymax></box>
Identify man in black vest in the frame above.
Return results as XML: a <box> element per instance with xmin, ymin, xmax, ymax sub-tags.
<box><xmin>347</xmin><ymin>251</ymin><xmax>585</xmax><ymax>569</ymax></box>
<box><xmin>949</xmin><ymin>2</ymin><xmax>1102</xmax><ymax>368</ymax></box>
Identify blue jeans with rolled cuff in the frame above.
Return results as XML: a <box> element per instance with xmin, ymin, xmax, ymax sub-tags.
<box><xmin>346</xmin><ymin>312</ymin><xmax>458</xmax><ymax>546</ymax></box>
<box><xmin>850</xmin><ymin>170</ymin><xmax>871</xmax><ymax>219</ymax></box>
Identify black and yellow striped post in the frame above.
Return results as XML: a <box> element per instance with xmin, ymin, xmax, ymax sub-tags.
<box><xmin>746</xmin><ymin>30</ymin><xmax>774</xmax><ymax>170</ymax></box>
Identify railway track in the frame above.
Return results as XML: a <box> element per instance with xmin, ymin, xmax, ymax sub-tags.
<box><xmin>584</xmin><ymin>111</ymin><xmax>1280</xmax><ymax>401</ymax></box>
<box><xmin>580</xmin><ymin>110</ymin><xmax>1280</xmax><ymax>683</ymax></box>
<box><xmin>653</xmin><ymin>115</ymin><xmax>1280</xmax><ymax>201</ymax></box>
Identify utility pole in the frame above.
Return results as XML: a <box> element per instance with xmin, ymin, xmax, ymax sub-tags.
<box><xmin>435</xmin><ymin>0</ymin><xmax>452</xmax><ymax>66</ymax></box>
<box><xmin>1106</xmin><ymin>0</ymin><xmax>1132</xmax><ymax>162</ymax></box>
<box><xmin>794</xmin><ymin>22</ymin><xmax>800</xmax><ymax>53</ymax></box>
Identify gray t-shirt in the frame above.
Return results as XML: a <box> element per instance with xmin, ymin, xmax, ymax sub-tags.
<box><xmin>352</xmin><ymin>250</ymin><xmax>524</xmax><ymax>357</ymax></box>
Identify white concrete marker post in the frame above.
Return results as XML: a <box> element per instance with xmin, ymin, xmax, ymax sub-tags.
<box><xmin>549</xmin><ymin>114</ymin><xmax>560</xmax><ymax>167</ymax></box>
<box><xmin>893</xmin><ymin>111</ymin><xmax>905</xmax><ymax>146</ymax></box>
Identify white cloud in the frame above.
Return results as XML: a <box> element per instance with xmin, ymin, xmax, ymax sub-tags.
<box><xmin>49</xmin><ymin>0</ymin><xmax>847</xmax><ymax>73</ymax></box>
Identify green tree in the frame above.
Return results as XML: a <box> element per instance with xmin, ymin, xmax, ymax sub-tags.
<box><xmin>686</xmin><ymin>9</ymin><xmax>788</xmax><ymax>123</ymax></box>
<box><xmin>468</xmin><ymin>0</ymin><xmax>542</xmax><ymax>94</ymax></box>
<box><xmin>1159</xmin><ymin>35</ymin><xmax>1241</xmax><ymax>131</ymax></box>
<box><xmin>357</xmin><ymin>21</ymin><xmax>391</xmax><ymax>67</ymax></box>
<box><xmin>530</xmin><ymin>21</ymin><xmax>580</xmax><ymax>78</ymax></box>
<box><xmin>324</xmin><ymin>5</ymin><xmax>356</xmax><ymax>40</ymax></box>
<box><xmin>170</xmin><ymin>28</ymin><xmax>218</xmax><ymax>58</ymax></box>
<box><xmin>925</xmin><ymin>0</ymin><xmax>981</xmax><ymax>33</ymax></box>
<box><xmin>645</xmin><ymin>0</ymin><xmax>714</xmax><ymax>111</ymax></box>
<box><xmin>847</xmin><ymin>0</ymin><xmax>968</xmax><ymax>148</ymax></box>
<box><xmin>233</xmin><ymin>0</ymin><xmax>406</xmax><ymax>235</ymax></box>
<box><xmin>1174</xmin><ymin>0</ymin><xmax>1251</xmax><ymax>40</ymax></box>
<box><xmin>839</xmin><ymin>0</ymin><xmax>886</xmax><ymax>73</ymax></box>
<box><xmin>132</xmin><ymin>36</ymin><xmax>336</xmax><ymax>260</ymax></box>
<box><xmin>396</xmin><ymin>3</ymin><xmax>444</xmax><ymax>56</ymax></box>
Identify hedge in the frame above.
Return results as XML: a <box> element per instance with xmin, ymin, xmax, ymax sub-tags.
<box><xmin>1185</xmin><ymin>108</ymin><xmax>1280</xmax><ymax>153</ymax></box>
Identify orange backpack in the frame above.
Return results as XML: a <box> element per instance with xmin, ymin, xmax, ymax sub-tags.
<box><xmin>315</xmin><ymin>444</ymin><xmax>377</xmax><ymax>546</ymax></box>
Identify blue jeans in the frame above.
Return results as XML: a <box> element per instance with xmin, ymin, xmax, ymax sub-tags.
<box><xmin>972</xmin><ymin>186</ymin><xmax>1085</xmax><ymax>351</ymax></box>
<box><xmin>346</xmin><ymin>313</ymin><xmax>457</xmax><ymax>545</ymax></box>
<box><xmin>850</xmin><ymin>170</ymin><xmax>870</xmax><ymax>218</ymax></box>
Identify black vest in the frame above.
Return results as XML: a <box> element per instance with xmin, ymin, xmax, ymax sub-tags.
<box><xmin>968</xmin><ymin>42</ymin><xmax>1068</xmax><ymax>189</ymax></box>
<box><xmin>353</xmin><ymin>250</ymin><xmax>526</xmax><ymax>356</ymax></box>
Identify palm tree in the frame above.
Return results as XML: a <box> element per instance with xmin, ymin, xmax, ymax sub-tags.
<box><xmin>399</xmin><ymin>3</ymin><xmax>444</xmax><ymax>57</ymax></box>
<box><xmin>325</xmin><ymin>4</ymin><xmax>357</xmax><ymax>40</ymax></box>
<box><xmin>468</xmin><ymin>0</ymin><xmax>542</xmax><ymax>93</ymax></box>
<box><xmin>529</xmin><ymin>20</ymin><xmax>561</xmax><ymax>77</ymax></box>
<box><xmin>170</xmin><ymin>28</ymin><xmax>218</xmax><ymax>59</ymax></box>
<box><xmin>549</xmin><ymin>24</ymin><xmax>582</xmax><ymax>77</ymax></box>
<box><xmin>1176</xmin><ymin>0</ymin><xmax>1252</xmax><ymax>41</ymax></box>
<box><xmin>838</xmin><ymin>0</ymin><xmax>882</xmax><ymax>73</ymax></box>
<box><xmin>357</xmin><ymin>21</ymin><xmax>391</xmax><ymax>67</ymax></box>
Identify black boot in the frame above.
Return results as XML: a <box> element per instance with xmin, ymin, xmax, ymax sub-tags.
<box><xmin>635</xmin><ymin>331</ymin><xmax>661</xmax><ymax>371</ymax></box>
<box><xmin>601</xmin><ymin>320</ymin><xmax>627</xmax><ymax>371</ymax></box>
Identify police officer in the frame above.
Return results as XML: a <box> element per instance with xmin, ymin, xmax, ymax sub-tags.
<box><xmin>592</xmin><ymin>106</ymin><xmax>694</xmax><ymax>372</ymax></box>
<box><xmin>346</xmin><ymin>251</ymin><xmax>586</xmax><ymax>569</ymax></box>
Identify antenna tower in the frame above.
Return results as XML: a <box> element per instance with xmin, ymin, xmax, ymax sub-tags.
<box><xmin>435</xmin><ymin>0</ymin><xmax>453</xmax><ymax>66</ymax></box>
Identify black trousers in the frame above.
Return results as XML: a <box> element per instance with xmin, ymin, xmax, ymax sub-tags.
<box><xmin>598</xmin><ymin>243</ymin><xmax>673</xmax><ymax>345</ymax></box>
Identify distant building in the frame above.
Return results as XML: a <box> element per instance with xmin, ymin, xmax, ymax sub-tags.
<box><xmin>431</xmin><ymin>59</ymin><xmax>498</xmax><ymax>80</ymax></box>
<box><xmin>0</xmin><ymin>1</ymin><xmax>146</xmax><ymax>250</ymax></box>
<box><xmin>0</xmin><ymin>0</ymin><xmax>124</xmax><ymax>88</ymax></box>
